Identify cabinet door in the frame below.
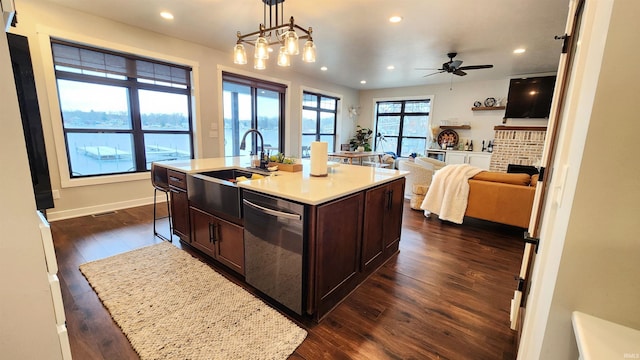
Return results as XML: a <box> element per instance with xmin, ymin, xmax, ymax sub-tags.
<box><xmin>362</xmin><ymin>185</ymin><xmax>386</xmax><ymax>272</ymax></box>
<box><xmin>315</xmin><ymin>192</ymin><xmax>363</xmax><ymax>318</ymax></box>
<box><xmin>170</xmin><ymin>187</ymin><xmax>190</xmax><ymax>241</ymax></box>
<box><xmin>383</xmin><ymin>178</ymin><xmax>405</xmax><ymax>254</ymax></box>
<box><xmin>190</xmin><ymin>207</ymin><xmax>216</xmax><ymax>257</ymax></box>
<box><xmin>446</xmin><ymin>152</ymin><xmax>467</xmax><ymax>165</ymax></box>
<box><xmin>362</xmin><ymin>178</ymin><xmax>405</xmax><ymax>273</ymax></box>
<box><xmin>214</xmin><ymin>217</ymin><xmax>244</xmax><ymax>275</ymax></box>
<box><xmin>468</xmin><ymin>153</ymin><xmax>492</xmax><ymax>170</ymax></box>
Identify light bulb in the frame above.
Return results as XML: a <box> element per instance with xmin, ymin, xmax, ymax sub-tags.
<box><xmin>233</xmin><ymin>43</ymin><xmax>247</xmax><ymax>64</ymax></box>
<box><xmin>302</xmin><ymin>40</ymin><xmax>316</xmax><ymax>63</ymax></box>
<box><xmin>255</xmin><ymin>36</ymin><xmax>269</xmax><ymax>59</ymax></box>
<box><xmin>283</xmin><ymin>30</ymin><xmax>299</xmax><ymax>55</ymax></box>
<box><xmin>277</xmin><ymin>47</ymin><xmax>291</xmax><ymax>67</ymax></box>
<box><xmin>254</xmin><ymin>57</ymin><xmax>266</xmax><ymax>70</ymax></box>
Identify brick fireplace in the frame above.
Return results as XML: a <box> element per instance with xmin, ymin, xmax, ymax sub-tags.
<box><xmin>489</xmin><ymin>126</ymin><xmax>547</xmax><ymax>172</ymax></box>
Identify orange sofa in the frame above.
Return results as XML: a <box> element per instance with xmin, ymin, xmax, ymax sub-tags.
<box><xmin>465</xmin><ymin>171</ymin><xmax>538</xmax><ymax>228</ymax></box>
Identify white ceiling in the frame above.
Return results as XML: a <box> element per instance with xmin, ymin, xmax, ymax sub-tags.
<box><xmin>31</xmin><ymin>0</ymin><xmax>571</xmax><ymax>90</ymax></box>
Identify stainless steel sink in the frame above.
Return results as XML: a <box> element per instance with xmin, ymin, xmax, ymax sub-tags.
<box><xmin>186</xmin><ymin>168</ymin><xmax>271</xmax><ymax>220</ymax></box>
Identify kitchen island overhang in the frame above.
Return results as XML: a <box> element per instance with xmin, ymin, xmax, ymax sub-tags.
<box><xmin>154</xmin><ymin>157</ymin><xmax>407</xmax><ymax>322</ymax></box>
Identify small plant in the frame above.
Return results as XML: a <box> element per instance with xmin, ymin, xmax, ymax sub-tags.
<box><xmin>349</xmin><ymin>125</ymin><xmax>373</xmax><ymax>151</ymax></box>
<box><xmin>268</xmin><ymin>152</ymin><xmax>295</xmax><ymax>164</ymax></box>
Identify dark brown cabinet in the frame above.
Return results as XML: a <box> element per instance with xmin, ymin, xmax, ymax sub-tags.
<box><xmin>190</xmin><ymin>207</ymin><xmax>244</xmax><ymax>275</ymax></box>
<box><xmin>309</xmin><ymin>178</ymin><xmax>404</xmax><ymax>321</ymax></box>
<box><xmin>167</xmin><ymin>170</ymin><xmax>190</xmax><ymax>241</ymax></box>
<box><xmin>362</xmin><ymin>178</ymin><xmax>405</xmax><ymax>273</ymax></box>
<box><xmin>311</xmin><ymin>192</ymin><xmax>364</xmax><ymax>319</ymax></box>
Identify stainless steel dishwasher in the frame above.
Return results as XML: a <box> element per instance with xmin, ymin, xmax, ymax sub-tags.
<box><xmin>242</xmin><ymin>190</ymin><xmax>305</xmax><ymax>315</ymax></box>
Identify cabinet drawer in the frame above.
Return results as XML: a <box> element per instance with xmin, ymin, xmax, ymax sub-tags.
<box><xmin>167</xmin><ymin>170</ymin><xmax>187</xmax><ymax>190</ymax></box>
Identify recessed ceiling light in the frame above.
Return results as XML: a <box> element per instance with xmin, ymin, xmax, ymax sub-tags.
<box><xmin>320</xmin><ymin>66</ymin><xmax>328</xmax><ymax>71</ymax></box>
<box><xmin>360</xmin><ymin>80</ymin><xmax>367</xmax><ymax>84</ymax></box>
<box><xmin>160</xmin><ymin>11</ymin><xmax>174</xmax><ymax>20</ymax></box>
<box><xmin>389</xmin><ymin>16</ymin><xmax>402</xmax><ymax>23</ymax></box>
<box><xmin>513</xmin><ymin>48</ymin><xmax>526</xmax><ymax>54</ymax></box>
<box><xmin>387</xmin><ymin>65</ymin><xmax>395</xmax><ymax>70</ymax></box>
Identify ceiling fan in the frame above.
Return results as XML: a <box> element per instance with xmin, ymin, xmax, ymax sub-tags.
<box><xmin>417</xmin><ymin>52</ymin><xmax>494</xmax><ymax>77</ymax></box>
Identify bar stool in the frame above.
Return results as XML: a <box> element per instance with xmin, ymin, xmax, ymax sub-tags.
<box><xmin>151</xmin><ymin>163</ymin><xmax>172</xmax><ymax>242</ymax></box>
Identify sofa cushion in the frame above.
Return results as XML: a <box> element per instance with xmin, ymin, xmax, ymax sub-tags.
<box><xmin>472</xmin><ymin>171</ymin><xmax>531</xmax><ymax>186</ymax></box>
<box><xmin>531</xmin><ymin>174</ymin><xmax>539</xmax><ymax>187</ymax></box>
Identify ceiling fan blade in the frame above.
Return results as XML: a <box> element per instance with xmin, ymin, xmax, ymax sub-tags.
<box><xmin>453</xmin><ymin>69</ymin><xmax>467</xmax><ymax>76</ymax></box>
<box><xmin>458</xmin><ymin>64</ymin><xmax>493</xmax><ymax>70</ymax></box>
<box><xmin>423</xmin><ymin>70</ymin><xmax>446</xmax><ymax>78</ymax></box>
<box><xmin>415</xmin><ymin>67</ymin><xmax>443</xmax><ymax>71</ymax></box>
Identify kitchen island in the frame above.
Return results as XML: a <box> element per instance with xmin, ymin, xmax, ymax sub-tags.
<box><xmin>153</xmin><ymin>157</ymin><xmax>407</xmax><ymax>321</ymax></box>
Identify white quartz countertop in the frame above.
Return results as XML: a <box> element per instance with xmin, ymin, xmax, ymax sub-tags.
<box><xmin>572</xmin><ymin>311</ymin><xmax>640</xmax><ymax>360</ymax></box>
<box><xmin>155</xmin><ymin>157</ymin><xmax>407</xmax><ymax>205</ymax></box>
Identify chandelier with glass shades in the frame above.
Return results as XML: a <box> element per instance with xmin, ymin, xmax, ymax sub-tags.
<box><xmin>233</xmin><ymin>0</ymin><xmax>316</xmax><ymax>69</ymax></box>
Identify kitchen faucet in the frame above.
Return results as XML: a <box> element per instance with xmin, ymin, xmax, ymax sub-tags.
<box><xmin>239</xmin><ymin>129</ymin><xmax>268</xmax><ymax>169</ymax></box>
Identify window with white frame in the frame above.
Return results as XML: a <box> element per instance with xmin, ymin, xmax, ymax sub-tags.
<box><xmin>51</xmin><ymin>40</ymin><xmax>193</xmax><ymax>178</ymax></box>
<box><xmin>301</xmin><ymin>91</ymin><xmax>338</xmax><ymax>158</ymax></box>
<box><xmin>374</xmin><ymin>99</ymin><xmax>430</xmax><ymax>157</ymax></box>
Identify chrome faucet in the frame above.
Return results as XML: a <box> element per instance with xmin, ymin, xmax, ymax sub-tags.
<box><xmin>240</xmin><ymin>129</ymin><xmax>267</xmax><ymax>169</ymax></box>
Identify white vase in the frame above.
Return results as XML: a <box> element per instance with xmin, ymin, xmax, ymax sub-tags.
<box><xmin>356</xmin><ymin>146</ymin><xmax>364</xmax><ymax>152</ymax></box>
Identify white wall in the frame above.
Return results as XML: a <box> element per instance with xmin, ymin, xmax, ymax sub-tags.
<box><xmin>11</xmin><ymin>0</ymin><xmax>358</xmax><ymax>220</ymax></box>
<box><xmin>519</xmin><ymin>0</ymin><xmax>640</xmax><ymax>358</ymax></box>
<box><xmin>0</xmin><ymin>32</ymin><xmax>63</xmax><ymax>360</ymax></box>
<box><xmin>358</xmin><ymin>78</ymin><xmax>549</xmax><ymax>154</ymax></box>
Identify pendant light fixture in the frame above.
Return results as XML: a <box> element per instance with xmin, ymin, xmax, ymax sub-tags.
<box><xmin>233</xmin><ymin>0</ymin><xmax>316</xmax><ymax>69</ymax></box>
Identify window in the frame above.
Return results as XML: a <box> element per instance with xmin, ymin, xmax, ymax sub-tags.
<box><xmin>375</xmin><ymin>99</ymin><xmax>430</xmax><ymax>157</ymax></box>
<box><xmin>51</xmin><ymin>40</ymin><xmax>193</xmax><ymax>178</ymax></box>
<box><xmin>301</xmin><ymin>91</ymin><xmax>338</xmax><ymax>158</ymax></box>
<box><xmin>222</xmin><ymin>72</ymin><xmax>286</xmax><ymax>157</ymax></box>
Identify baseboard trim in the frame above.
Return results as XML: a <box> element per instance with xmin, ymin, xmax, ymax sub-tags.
<box><xmin>47</xmin><ymin>196</ymin><xmax>165</xmax><ymax>222</ymax></box>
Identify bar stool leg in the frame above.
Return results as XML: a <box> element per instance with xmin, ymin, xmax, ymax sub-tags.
<box><xmin>153</xmin><ymin>188</ymin><xmax>173</xmax><ymax>242</ymax></box>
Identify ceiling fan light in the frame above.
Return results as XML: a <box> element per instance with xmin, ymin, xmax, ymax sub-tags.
<box><xmin>233</xmin><ymin>43</ymin><xmax>247</xmax><ymax>64</ymax></box>
<box><xmin>277</xmin><ymin>47</ymin><xmax>291</xmax><ymax>67</ymax></box>
<box><xmin>255</xmin><ymin>36</ymin><xmax>269</xmax><ymax>59</ymax></box>
<box><xmin>284</xmin><ymin>30</ymin><xmax>299</xmax><ymax>55</ymax></box>
<box><xmin>254</xmin><ymin>57</ymin><xmax>266</xmax><ymax>70</ymax></box>
<box><xmin>302</xmin><ymin>40</ymin><xmax>316</xmax><ymax>63</ymax></box>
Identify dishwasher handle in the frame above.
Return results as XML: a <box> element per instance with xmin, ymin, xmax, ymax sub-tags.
<box><xmin>243</xmin><ymin>199</ymin><xmax>301</xmax><ymax>220</ymax></box>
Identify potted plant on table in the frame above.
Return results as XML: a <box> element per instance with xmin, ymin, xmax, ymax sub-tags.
<box><xmin>349</xmin><ymin>125</ymin><xmax>373</xmax><ymax>151</ymax></box>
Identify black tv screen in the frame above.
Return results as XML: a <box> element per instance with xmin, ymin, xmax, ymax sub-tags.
<box><xmin>504</xmin><ymin>76</ymin><xmax>557</xmax><ymax>119</ymax></box>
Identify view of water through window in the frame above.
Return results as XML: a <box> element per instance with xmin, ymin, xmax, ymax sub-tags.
<box><xmin>56</xmin><ymin>72</ymin><xmax>191</xmax><ymax>176</ymax></box>
<box><xmin>52</xmin><ymin>41</ymin><xmax>193</xmax><ymax>178</ymax></box>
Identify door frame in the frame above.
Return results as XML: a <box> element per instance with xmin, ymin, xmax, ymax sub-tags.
<box><xmin>517</xmin><ymin>0</ymin><xmax>616</xmax><ymax>358</ymax></box>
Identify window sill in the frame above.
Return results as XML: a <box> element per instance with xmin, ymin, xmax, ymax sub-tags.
<box><xmin>61</xmin><ymin>171</ymin><xmax>150</xmax><ymax>188</ymax></box>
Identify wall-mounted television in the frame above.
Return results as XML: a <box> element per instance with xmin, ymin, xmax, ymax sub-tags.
<box><xmin>504</xmin><ymin>75</ymin><xmax>557</xmax><ymax>119</ymax></box>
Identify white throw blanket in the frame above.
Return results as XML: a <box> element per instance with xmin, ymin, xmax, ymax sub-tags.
<box><xmin>420</xmin><ymin>164</ymin><xmax>484</xmax><ymax>224</ymax></box>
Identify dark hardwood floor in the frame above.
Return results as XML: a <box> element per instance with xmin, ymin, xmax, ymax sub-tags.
<box><xmin>51</xmin><ymin>201</ymin><xmax>524</xmax><ymax>360</ymax></box>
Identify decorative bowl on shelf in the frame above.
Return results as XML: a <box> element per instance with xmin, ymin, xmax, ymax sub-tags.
<box><xmin>437</xmin><ymin>129</ymin><xmax>459</xmax><ymax>148</ymax></box>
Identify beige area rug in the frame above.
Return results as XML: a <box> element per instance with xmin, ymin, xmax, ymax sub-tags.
<box><xmin>79</xmin><ymin>242</ymin><xmax>307</xmax><ymax>360</ymax></box>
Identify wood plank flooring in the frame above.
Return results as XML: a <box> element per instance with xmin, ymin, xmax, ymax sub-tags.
<box><xmin>50</xmin><ymin>201</ymin><xmax>523</xmax><ymax>360</ymax></box>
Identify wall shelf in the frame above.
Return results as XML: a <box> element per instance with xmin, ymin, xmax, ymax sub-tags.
<box><xmin>472</xmin><ymin>106</ymin><xmax>506</xmax><ymax>111</ymax></box>
<box><xmin>494</xmin><ymin>126</ymin><xmax>547</xmax><ymax>131</ymax></box>
<box><xmin>440</xmin><ymin>125</ymin><xmax>471</xmax><ymax>130</ymax></box>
